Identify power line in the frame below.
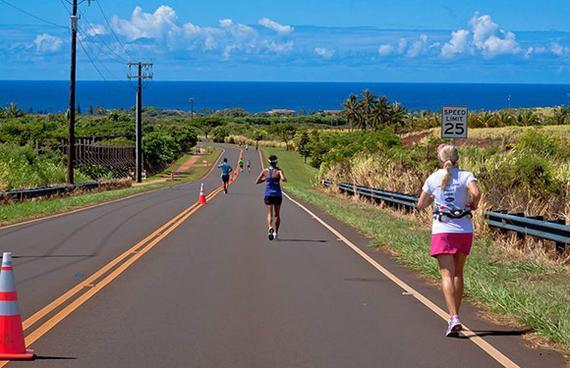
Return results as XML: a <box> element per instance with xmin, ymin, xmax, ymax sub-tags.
<box><xmin>94</xmin><ymin>0</ymin><xmax>132</xmax><ymax>60</ymax></box>
<box><xmin>78</xmin><ymin>11</ymin><xmax>128</xmax><ymax>64</ymax></box>
<box><xmin>77</xmin><ymin>21</ymin><xmax>127</xmax><ymax>65</ymax></box>
<box><xmin>77</xmin><ymin>37</ymin><xmax>107</xmax><ymax>81</ymax></box>
<box><xmin>0</xmin><ymin>0</ymin><xmax>67</xmax><ymax>28</ymax></box>
<box><xmin>58</xmin><ymin>0</ymin><xmax>125</xmax><ymax>79</ymax></box>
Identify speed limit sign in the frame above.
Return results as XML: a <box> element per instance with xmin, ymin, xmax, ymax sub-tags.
<box><xmin>441</xmin><ymin>106</ymin><xmax>468</xmax><ymax>139</ymax></box>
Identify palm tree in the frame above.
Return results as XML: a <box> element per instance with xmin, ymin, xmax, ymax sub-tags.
<box><xmin>551</xmin><ymin>106</ymin><xmax>569</xmax><ymax>125</ymax></box>
<box><xmin>369</xmin><ymin>95</ymin><xmax>390</xmax><ymax>130</ymax></box>
<box><xmin>341</xmin><ymin>94</ymin><xmax>362</xmax><ymax>130</ymax></box>
<box><xmin>359</xmin><ymin>89</ymin><xmax>377</xmax><ymax>130</ymax></box>
<box><xmin>388</xmin><ymin>103</ymin><xmax>407</xmax><ymax>132</ymax></box>
<box><xmin>516</xmin><ymin>110</ymin><xmax>539</xmax><ymax>126</ymax></box>
<box><xmin>5</xmin><ymin>103</ymin><xmax>23</xmax><ymax>119</ymax></box>
<box><xmin>494</xmin><ymin>110</ymin><xmax>515</xmax><ymax>127</ymax></box>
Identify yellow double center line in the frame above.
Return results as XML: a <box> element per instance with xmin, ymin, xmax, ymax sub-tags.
<box><xmin>0</xmin><ymin>148</ymin><xmax>242</xmax><ymax>366</ymax></box>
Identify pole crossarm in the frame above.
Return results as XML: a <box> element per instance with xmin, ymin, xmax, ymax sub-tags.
<box><xmin>127</xmin><ymin>62</ymin><xmax>153</xmax><ymax>80</ymax></box>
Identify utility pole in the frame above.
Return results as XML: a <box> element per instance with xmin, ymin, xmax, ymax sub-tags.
<box><xmin>189</xmin><ymin>97</ymin><xmax>195</xmax><ymax>119</ymax></box>
<box><xmin>67</xmin><ymin>0</ymin><xmax>93</xmax><ymax>185</ymax></box>
<box><xmin>128</xmin><ymin>62</ymin><xmax>153</xmax><ymax>183</ymax></box>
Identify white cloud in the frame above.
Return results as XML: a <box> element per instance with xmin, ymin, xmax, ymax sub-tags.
<box><xmin>219</xmin><ymin>19</ymin><xmax>234</xmax><ymax>28</ymax></box>
<box><xmin>86</xmin><ymin>24</ymin><xmax>106</xmax><ymax>37</ymax></box>
<box><xmin>109</xmin><ymin>6</ymin><xmax>295</xmax><ymax>59</ymax></box>
<box><xmin>397</xmin><ymin>38</ymin><xmax>407</xmax><ymax>54</ymax></box>
<box><xmin>264</xmin><ymin>40</ymin><xmax>294</xmax><ymax>53</ymax></box>
<box><xmin>480</xmin><ymin>31</ymin><xmax>520</xmax><ymax>57</ymax></box>
<box><xmin>549</xmin><ymin>42</ymin><xmax>569</xmax><ymax>56</ymax></box>
<box><xmin>112</xmin><ymin>5</ymin><xmax>179</xmax><ymax>41</ymax></box>
<box><xmin>406</xmin><ymin>34</ymin><xmax>428</xmax><ymax>58</ymax></box>
<box><xmin>258</xmin><ymin>17</ymin><xmax>293</xmax><ymax>34</ymax></box>
<box><xmin>314</xmin><ymin>47</ymin><xmax>335</xmax><ymax>59</ymax></box>
<box><xmin>441</xmin><ymin>29</ymin><xmax>470</xmax><ymax>58</ymax></box>
<box><xmin>378</xmin><ymin>44</ymin><xmax>394</xmax><ymax>56</ymax></box>
<box><xmin>33</xmin><ymin>33</ymin><xmax>63</xmax><ymax>53</ymax></box>
<box><xmin>441</xmin><ymin>13</ymin><xmax>521</xmax><ymax>58</ymax></box>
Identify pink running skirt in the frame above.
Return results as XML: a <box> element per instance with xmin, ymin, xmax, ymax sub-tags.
<box><xmin>430</xmin><ymin>233</ymin><xmax>473</xmax><ymax>257</ymax></box>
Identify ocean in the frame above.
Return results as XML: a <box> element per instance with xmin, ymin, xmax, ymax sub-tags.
<box><xmin>1</xmin><ymin>81</ymin><xmax>570</xmax><ymax>113</ymax></box>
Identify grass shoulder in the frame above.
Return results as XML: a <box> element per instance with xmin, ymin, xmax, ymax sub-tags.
<box><xmin>262</xmin><ymin>146</ymin><xmax>570</xmax><ymax>357</ymax></box>
<box><xmin>0</xmin><ymin>145</ymin><xmax>222</xmax><ymax>228</ymax></box>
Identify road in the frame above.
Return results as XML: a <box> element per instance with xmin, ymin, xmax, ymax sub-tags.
<box><xmin>1</xmin><ymin>145</ymin><xmax>565</xmax><ymax>367</ymax></box>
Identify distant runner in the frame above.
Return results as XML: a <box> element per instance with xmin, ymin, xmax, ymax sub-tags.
<box><xmin>256</xmin><ymin>155</ymin><xmax>287</xmax><ymax>240</ymax></box>
<box><xmin>417</xmin><ymin>144</ymin><xmax>481</xmax><ymax>337</ymax></box>
<box><xmin>239</xmin><ymin>158</ymin><xmax>245</xmax><ymax>172</ymax></box>
<box><xmin>246</xmin><ymin>160</ymin><xmax>252</xmax><ymax>173</ymax></box>
<box><xmin>218</xmin><ymin>158</ymin><xmax>233</xmax><ymax>194</ymax></box>
<box><xmin>245</xmin><ymin>144</ymin><xmax>249</xmax><ymax>151</ymax></box>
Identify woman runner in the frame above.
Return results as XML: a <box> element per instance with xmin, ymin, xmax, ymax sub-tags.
<box><xmin>417</xmin><ymin>144</ymin><xmax>481</xmax><ymax>337</ymax></box>
<box><xmin>256</xmin><ymin>155</ymin><xmax>287</xmax><ymax>240</ymax></box>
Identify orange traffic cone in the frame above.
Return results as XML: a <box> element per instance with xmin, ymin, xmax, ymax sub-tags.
<box><xmin>0</xmin><ymin>252</ymin><xmax>34</xmax><ymax>360</ymax></box>
<box><xmin>198</xmin><ymin>183</ymin><xmax>207</xmax><ymax>204</ymax></box>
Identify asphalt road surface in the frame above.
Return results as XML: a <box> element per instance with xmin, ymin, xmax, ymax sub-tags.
<box><xmin>1</xmin><ymin>145</ymin><xmax>565</xmax><ymax>367</ymax></box>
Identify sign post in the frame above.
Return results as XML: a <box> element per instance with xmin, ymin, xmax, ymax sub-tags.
<box><xmin>441</xmin><ymin>106</ymin><xmax>468</xmax><ymax>141</ymax></box>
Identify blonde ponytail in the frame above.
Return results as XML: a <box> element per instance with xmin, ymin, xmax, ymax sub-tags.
<box><xmin>441</xmin><ymin>160</ymin><xmax>454</xmax><ymax>189</ymax></box>
<box><xmin>437</xmin><ymin>144</ymin><xmax>459</xmax><ymax>189</ymax></box>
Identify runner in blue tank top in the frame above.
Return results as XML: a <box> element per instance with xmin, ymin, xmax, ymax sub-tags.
<box><xmin>218</xmin><ymin>158</ymin><xmax>233</xmax><ymax>194</ymax></box>
<box><xmin>256</xmin><ymin>155</ymin><xmax>287</xmax><ymax>240</ymax></box>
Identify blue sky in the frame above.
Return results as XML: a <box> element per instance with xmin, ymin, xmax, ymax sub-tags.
<box><xmin>1</xmin><ymin>0</ymin><xmax>570</xmax><ymax>83</ymax></box>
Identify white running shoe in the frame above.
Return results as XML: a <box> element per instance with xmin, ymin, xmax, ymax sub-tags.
<box><xmin>446</xmin><ymin>315</ymin><xmax>462</xmax><ymax>337</ymax></box>
<box><xmin>268</xmin><ymin>227</ymin><xmax>275</xmax><ymax>241</ymax></box>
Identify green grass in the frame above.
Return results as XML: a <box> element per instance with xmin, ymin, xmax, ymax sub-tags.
<box><xmin>0</xmin><ymin>146</ymin><xmax>222</xmax><ymax>227</ymax></box>
<box><xmin>167</xmin><ymin>146</ymin><xmax>222</xmax><ymax>183</ymax></box>
<box><xmin>147</xmin><ymin>145</ymin><xmax>210</xmax><ymax>180</ymax></box>
<box><xmin>263</xmin><ymin>146</ymin><xmax>570</xmax><ymax>356</ymax></box>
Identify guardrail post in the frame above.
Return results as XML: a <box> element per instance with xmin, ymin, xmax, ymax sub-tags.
<box><xmin>550</xmin><ymin>218</ymin><xmax>567</xmax><ymax>254</ymax></box>
<box><xmin>510</xmin><ymin>212</ymin><xmax>526</xmax><ymax>241</ymax></box>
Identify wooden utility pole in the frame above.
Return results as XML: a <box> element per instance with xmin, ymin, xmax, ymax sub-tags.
<box><xmin>67</xmin><ymin>0</ymin><xmax>93</xmax><ymax>185</ymax></box>
<box><xmin>67</xmin><ymin>0</ymin><xmax>78</xmax><ymax>185</ymax></box>
<box><xmin>128</xmin><ymin>62</ymin><xmax>153</xmax><ymax>183</ymax></box>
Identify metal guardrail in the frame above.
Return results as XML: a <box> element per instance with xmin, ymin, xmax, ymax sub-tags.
<box><xmin>2</xmin><ymin>182</ymin><xmax>100</xmax><ymax>202</ymax></box>
<box><xmin>323</xmin><ymin>180</ymin><xmax>569</xmax><ymax>253</ymax></box>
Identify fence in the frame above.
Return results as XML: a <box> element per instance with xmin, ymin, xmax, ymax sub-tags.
<box><xmin>322</xmin><ymin>180</ymin><xmax>569</xmax><ymax>254</ymax></box>
<box><xmin>60</xmin><ymin>139</ymin><xmax>135</xmax><ymax>179</ymax></box>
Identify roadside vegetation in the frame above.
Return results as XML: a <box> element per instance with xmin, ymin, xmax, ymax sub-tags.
<box><xmin>262</xmin><ymin>146</ymin><xmax>570</xmax><ymax>356</ymax></box>
<box><xmin>1</xmin><ymin>90</ymin><xmax>568</xmax><ymax>190</ymax></box>
<box><xmin>0</xmin><ymin>145</ymin><xmax>221</xmax><ymax>227</ymax></box>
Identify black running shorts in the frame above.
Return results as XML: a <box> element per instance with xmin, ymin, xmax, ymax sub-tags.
<box><xmin>264</xmin><ymin>196</ymin><xmax>283</xmax><ymax>206</ymax></box>
<box><xmin>222</xmin><ymin>174</ymin><xmax>230</xmax><ymax>183</ymax></box>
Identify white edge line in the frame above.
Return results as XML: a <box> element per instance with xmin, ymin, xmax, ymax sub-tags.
<box><xmin>283</xmin><ymin>192</ymin><xmax>519</xmax><ymax>368</ymax></box>
<box><xmin>257</xmin><ymin>143</ymin><xmax>520</xmax><ymax>368</ymax></box>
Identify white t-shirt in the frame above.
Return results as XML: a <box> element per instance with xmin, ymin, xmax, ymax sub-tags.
<box><xmin>422</xmin><ymin>168</ymin><xmax>477</xmax><ymax>234</ymax></box>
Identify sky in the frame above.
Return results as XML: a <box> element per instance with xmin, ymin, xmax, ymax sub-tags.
<box><xmin>1</xmin><ymin>0</ymin><xmax>570</xmax><ymax>83</ymax></box>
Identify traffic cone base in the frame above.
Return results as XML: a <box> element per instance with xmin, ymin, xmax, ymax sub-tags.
<box><xmin>198</xmin><ymin>183</ymin><xmax>207</xmax><ymax>204</ymax></box>
<box><xmin>0</xmin><ymin>253</ymin><xmax>34</xmax><ymax>360</ymax></box>
<box><xmin>0</xmin><ymin>349</ymin><xmax>34</xmax><ymax>360</ymax></box>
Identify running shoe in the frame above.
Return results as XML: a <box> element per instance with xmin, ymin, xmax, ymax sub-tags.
<box><xmin>445</xmin><ymin>315</ymin><xmax>462</xmax><ymax>337</ymax></box>
<box><xmin>268</xmin><ymin>227</ymin><xmax>275</xmax><ymax>241</ymax></box>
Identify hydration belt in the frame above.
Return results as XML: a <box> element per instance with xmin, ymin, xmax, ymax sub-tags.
<box><xmin>433</xmin><ymin>206</ymin><xmax>472</xmax><ymax>222</ymax></box>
